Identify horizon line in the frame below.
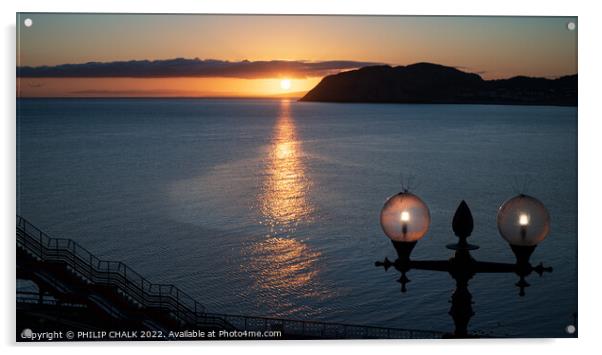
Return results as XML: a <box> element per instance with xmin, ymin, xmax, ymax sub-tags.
<box><xmin>16</xmin><ymin>95</ymin><xmax>306</xmax><ymax>100</ymax></box>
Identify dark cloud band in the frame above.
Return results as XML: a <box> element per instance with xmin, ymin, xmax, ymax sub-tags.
<box><xmin>17</xmin><ymin>58</ymin><xmax>382</xmax><ymax>79</ymax></box>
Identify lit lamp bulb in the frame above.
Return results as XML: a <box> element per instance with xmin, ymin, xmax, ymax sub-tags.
<box><xmin>380</xmin><ymin>192</ymin><xmax>430</xmax><ymax>262</ymax></box>
<box><xmin>497</xmin><ymin>194</ymin><xmax>550</xmax><ymax>265</ymax></box>
<box><xmin>400</xmin><ymin>211</ymin><xmax>411</xmax><ymax>237</ymax></box>
<box><xmin>400</xmin><ymin>211</ymin><xmax>411</xmax><ymax>222</ymax></box>
<box><xmin>518</xmin><ymin>214</ymin><xmax>530</xmax><ymax>226</ymax></box>
<box><xmin>518</xmin><ymin>213</ymin><xmax>530</xmax><ymax>240</ymax></box>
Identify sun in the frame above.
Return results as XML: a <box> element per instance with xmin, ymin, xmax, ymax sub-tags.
<box><xmin>280</xmin><ymin>79</ymin><xmax>291</xmax><ymax>90</ymax></box>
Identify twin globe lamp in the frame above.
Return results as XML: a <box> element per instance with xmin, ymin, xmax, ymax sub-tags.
<box><xmin>379</xmin><ymin>191</ymin><xmax>550</xmax><ymax>264</ymax></box>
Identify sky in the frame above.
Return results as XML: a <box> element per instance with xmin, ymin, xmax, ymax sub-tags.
<box><xmin>16</xmin><ymin>14</ymin><xmax>577</xmax><ymax>97</ymax></box>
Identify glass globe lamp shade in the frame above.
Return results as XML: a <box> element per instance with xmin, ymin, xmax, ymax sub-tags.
<box><xmin>380</xmin><ymin>192</ymin><xmax>431</xmax><ymax>242</ymax></box>
<box><xmin>497</xmin><ymin>194</ymin><xmax>550</xmax><ymax>246</ymax></box>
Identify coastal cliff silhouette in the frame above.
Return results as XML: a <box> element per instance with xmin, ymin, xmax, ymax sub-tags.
<box><xmin>300</xmin><ymin>63</ymin><xmax>577</xmax><ymax>106</ymax></box>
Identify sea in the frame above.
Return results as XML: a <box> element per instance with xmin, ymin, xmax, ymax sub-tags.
<box><xmin>16</xmin><ymin>98</ymin><xmax>577</xmax><ymax>337</ymax></box>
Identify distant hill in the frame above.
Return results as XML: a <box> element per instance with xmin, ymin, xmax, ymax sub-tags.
<box><xmin>300</xmin><ymin>63</ymin><xmax>577</xmax><ymax>106</ymax></box>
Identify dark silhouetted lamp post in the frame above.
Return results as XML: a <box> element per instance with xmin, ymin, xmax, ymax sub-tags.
<box><xmin>375</xmin><ymin>191</ymin><xmax>553</xmax><ymax>337</ymax></box>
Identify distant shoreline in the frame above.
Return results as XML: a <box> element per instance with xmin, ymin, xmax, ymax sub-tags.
<box><xmin>300</xmin><ymin>63</ymin><xmax>577</xmax><ymax>107</ymax></box>
<box><xmin>16</xmin><ymin>96</ymin><xmax>578</xmax><ymax>107</ymax></box>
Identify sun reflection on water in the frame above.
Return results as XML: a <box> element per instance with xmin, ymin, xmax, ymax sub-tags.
<box><xmin>243</xmin><ymin>100</ymin><xmax>331</xmax><ymax>308</ymax></box>
<box><xmin>259</xmin><ymin>99</ymin><xmax>314</xmax><ymax>231</ymax></box>
<box><xmin>246</xmin><ymin>237</ymin><xmax>320</xmax><ymax>291</ymax></box>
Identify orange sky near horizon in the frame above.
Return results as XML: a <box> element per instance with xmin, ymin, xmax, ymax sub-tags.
<box><xmin>17</xmin><ymin>14</ymin><xmax>577</xmax><ymax>98</ymax></box>
<box><xmin>17</xmin><ymin>77</ymin><xmax>322</xmax><ymax>98</ymax></box>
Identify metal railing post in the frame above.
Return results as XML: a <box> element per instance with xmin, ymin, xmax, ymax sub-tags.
<box><xmin>71</xmin><ymin>241</ymin><xmax>76</xmax><ymax>271</ymax></box>
<box><xmin>176</xmin><ymin>289</ymin><xmax>180</xmax><ymax>321</ymax></box>
<box><xmin>89</xmin><ymin>254</ymin><xmax>93</xmax><ymax>281</ymax></box>
<box><xmin>158</xmin><ymin>285</ymin><xmax>162</xmax><ymax>311</ymax></box>
<box><xmin>39</xmin><ymin>230</ymin><xmax>44</xmax><ymax>260</ymax></box>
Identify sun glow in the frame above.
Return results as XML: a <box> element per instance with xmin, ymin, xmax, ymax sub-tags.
<box><xmin>280</xmin><ymin>79</ymin><xmax>291</xmax><ymax>90</ymax></box>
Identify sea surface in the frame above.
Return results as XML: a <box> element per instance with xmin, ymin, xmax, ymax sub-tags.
<box><xmin>17</xmin><ymin>98</ymin><xmax>577</xmax><ymax>337</ymax></box>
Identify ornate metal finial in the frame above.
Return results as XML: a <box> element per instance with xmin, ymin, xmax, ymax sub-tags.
<box><xmin>447</xmin><ymin>200</ymin><xmax>479</xmax><ymax>250</ymax></box>
<box><xmin>452</xmin><ymin>200</ymin><xmax>473</xmax><ymax>237</ymax></box>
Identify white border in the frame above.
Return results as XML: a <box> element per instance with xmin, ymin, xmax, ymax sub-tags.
<box><xmin>2</xmin><ymin>1</ymin><xmax>600</xmax><ymax>354</ymax></box>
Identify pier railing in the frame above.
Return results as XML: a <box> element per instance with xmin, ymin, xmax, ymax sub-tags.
<box><xmin>17</xmin><ymin>215</ymin><xmax>207</xmax><ymax>327</ymax></box>
<box><xmin>202</xmin><ymin>312</ymin><xmax>441</xmax><ymax>339</ymax></box>
<box><xmin>16</xmin><ymin>215</ymin><xmax>443</xmax><ymax>339</ymax></box>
